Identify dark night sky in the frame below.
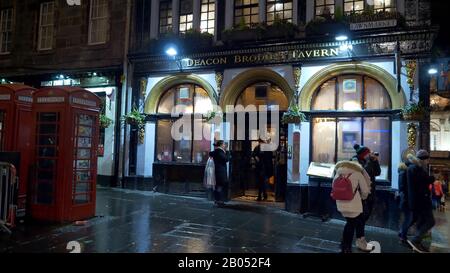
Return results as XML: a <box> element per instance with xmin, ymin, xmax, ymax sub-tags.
<box><xmin>431</xmin><ymin>0</ymin><xmax>450</xmax><ymax>55</ymax></box>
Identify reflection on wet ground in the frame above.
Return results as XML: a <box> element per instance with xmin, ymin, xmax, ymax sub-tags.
<box><xmin>0</xmin><ymin>187</ymin><xmax>449</xmax><ymax>253</ymax></box>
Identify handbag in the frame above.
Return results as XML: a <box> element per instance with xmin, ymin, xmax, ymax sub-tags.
<box><xmin>203</xmin><ymin>157</ymin><xmax>216</xmax><ymax>190</ymax></box>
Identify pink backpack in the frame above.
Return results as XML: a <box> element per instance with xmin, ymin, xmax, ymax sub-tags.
<box><xmin>331</xmin><ymin>173</ymin><xmax>358</xmax><ymax>201</ymax></box>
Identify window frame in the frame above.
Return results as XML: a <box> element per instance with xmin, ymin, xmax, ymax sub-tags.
<box><xmin>344</xmin><ymin>0</ymin><xmax>365</xmax><ymax>15</ymax></box>
<box><xmin>179</xmin><ymin>0</ymin><xmax>194</xmax><ymax>34</ymax></box>
<box><xmin>266</xmin><ymin>0</ymin><xmax>293</xmax><ymax>25</ymax></box>
<box><xmin>234</xmin><ymin>0</ymin><xmax>260</xmax><ymax>27</ymax></box>
<box><xmin>309</xmin><ymin>75</ymin><xmax>394</xmax><ymax>183</ymax></box>
<box><xmin>88</xmin><ymin>0</ymin><xmax>110</xmax><ymax>45</ymax></box>
<box><xmin>0</xmin><ymin>8</ymin><xmax>13</xmax><ymax>54</ymax></box>
<box><xmin>154</xmin><ymin>84</ymin><xmax>213</xmax><ymax>165</ymax></box>
<box><xmin>38</xmin><ymin>2</ymin><xmax>55</xmax><ymax>51</ymax></box>
<box><xmin>314</xmin><ymin>0</ymin><xmax>335</xmax><ymax>18</ymax></box>
<box><xmin>200</xmin><ymin>0</ymin><xmax>215</xmax><ymax>35</ymax></box>
<box><xmin>373</xmin><ymin>0</ymin><xmax>396</xmax><ymax>13</ymax></box>
<box><xmin>159</xmin><ymin>0</ymin><xmax>173</xmax><ymax>35</ymax></box>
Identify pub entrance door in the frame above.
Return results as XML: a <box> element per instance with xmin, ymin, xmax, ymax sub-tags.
<box><xmin>229</xmin><ymin>112</ymin><xmax>288</xmax><ymax>203</ymax></box>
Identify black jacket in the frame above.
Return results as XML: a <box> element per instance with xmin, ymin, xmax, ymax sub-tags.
<box><xmin>406</xmin><ymin>155</ymin><xmax>435</xmax><ymax>211</ymax></box>
<box><xmin>398</xmin><ymin>162</ymin><xmax>410</xmax><ymax>210</ymax></box>
<box><xmin>252</xmin><ymin>145</ymin><xmax>274</xmax><ymax>178</ymax></box>
<box><xmin>353</xmin><ymin>156</ymin><xmax>381</xmax><ymax>194</ymax></box>
<box><xmin>209</xmin><ymin>148</ymin><xmax>230</xmax><ymax>187</ymax></box>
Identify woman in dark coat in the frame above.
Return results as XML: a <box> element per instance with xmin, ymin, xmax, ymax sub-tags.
<box><xmin>398</xmin><ymin>158</ymin><xmax>415</xmax><ymax>244</ymax></box>
<box><xmin>209</xmin><ymin>140</ymin><xmax>230</xmax><ymax>206</ymax></box>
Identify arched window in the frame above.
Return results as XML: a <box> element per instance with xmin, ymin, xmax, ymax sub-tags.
<box><xmin>155</xmin><ymin>84</ymin><xmax>213</xmax><ymax>164</ymax></box>
<box><xmin>310</xmin><ymin>75</ymin><xmax>392</xmax><ymax>181</ymax></box>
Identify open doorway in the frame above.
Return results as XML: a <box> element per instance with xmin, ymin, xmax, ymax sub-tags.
<box><xmin>228</xmin><ymin>81</ymin><xmax>289</xmax><ymax>204</ymax></box>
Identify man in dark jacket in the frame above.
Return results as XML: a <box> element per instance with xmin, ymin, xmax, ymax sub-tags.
<box><xmin>252</xmin><ymin>139</ymin><xmax>274</xmax><ymax>201</ymax></box>
<box><xmin>210</xmin><ymin>140</ymin><xmax>230</xmax><ymax>206</ymax></box>
<box><xmin>398</xmin><ymin>157</ymin><xmax>415</xmax><ymax>245</ymax></box>
<box><xmin>406</xmin><ymin>150</ymin><xmax>435</xmax><ymax>253</ymax></box>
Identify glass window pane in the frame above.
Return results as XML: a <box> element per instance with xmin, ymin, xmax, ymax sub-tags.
<box><xmin>194</xmin><ymin>87</ymin><xmax>213</xmax><ymax>114</ymax></box>
<box><xmin>312</xmin><ymin>118</ymin><xmax>336</xmax><ymax>164</ymax></box>
<box><xmin>175</xmin><ymin>85</ymin><xmax>194</xmax><ymax>114</ymax></box>
<box><xmin>312</xmin><ymin>78</ymin><xmax>336</xmax><ymax>110</ymax></box>
<box><xmin>174</xmin><ymin>138</ymin><xmax>192</xmax><ymax>162</ymax></box>
<box><xmin>337</xmin><ymin>117</ymin><xmax>362</xmax><ymax>162</ymax></box>
<box><xmin>338</xmin><ymin>75</ymin><xmax>362</xmax><ymax>111</ymax></box>
<box><xmin>363</xmin><ymin>117</ymin><xmax>390</xmax><ymax>179</ymax></box>
<box><xmin>158</xmin><ymin>89</ymin><xmax>174</xmax><ymax>113</ymax></box>
<box><xmin>364</xmin><ymin>77</ymin><xmax>391</xmax><ymax>110</ymax></box>
<box><xmin>193</xmin><ymin>120</ymin><xmax>211</xmax><ymax>163</ymax></box>
<box><xmin>156</xmin><ymin>120</ymin><xmax>173</xmax><ymax>162</ymax></box>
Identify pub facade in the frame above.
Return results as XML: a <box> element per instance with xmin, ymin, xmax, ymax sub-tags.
<box><xmin>126</xmin><ymin>0</ymin><xmax>436</xmax><ymax>228</ymax></box>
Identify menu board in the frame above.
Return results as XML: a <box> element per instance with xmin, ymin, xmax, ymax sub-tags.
<box><xmin>307</xmin><ymin>162</ymin><xmax>336</xmax><ymax>179</ymax></box>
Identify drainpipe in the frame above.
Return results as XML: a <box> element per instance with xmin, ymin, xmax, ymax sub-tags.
<box><xmin>116</xmin><ymin>0</ymin><xmax>132</xmax><ymax>188</ymax></box>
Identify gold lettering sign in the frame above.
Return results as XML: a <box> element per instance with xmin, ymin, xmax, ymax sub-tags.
<box><xmin>183</xmin><ymin>47</ymin><xmax>340</xmax><ymax>68</ymax></box>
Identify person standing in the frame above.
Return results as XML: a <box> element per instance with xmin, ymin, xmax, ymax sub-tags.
<box><xmin>398</xmin><ymin>156</ymin><xmax>415</xmax><ymax>245</ymax></box>
<box><xmin>333</xmin><ymin>160</ymin><xmax>372</xmax><ymax>253</ymax></box>
<box><xmin>252</xmin><ymin>139</ymin><xmax>274</xmax><ymax>201</ymax></box>
<box><xmin>209</xmin><ymin>140</ymin><xmax>230</xmax><ymax>207</ymax></box>
<box><xmin>406</xmin><ymin>150</ymin><xmax>436</xmax><ymax>253</ymax></box>
<box><xmin>352</xmin><ymin>144</ymin><xmax>381</xmax><ymax>248</ymax></box>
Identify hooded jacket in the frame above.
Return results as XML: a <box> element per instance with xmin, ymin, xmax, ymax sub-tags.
<box><xmin>406</xmin><ymin>154</ymin><xmax>435</xmax><ymax>211</ymax></box>
<box><xmin>333</xmin><ymin>161</ymin><xmax>372</xmax><ymax>218</ymax></box>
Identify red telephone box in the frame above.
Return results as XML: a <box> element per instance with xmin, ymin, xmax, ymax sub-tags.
<box><xmin>31</xmin><ymin>87</ymin><xmax>101</xmax><ymax>223</ymax></box>
<box><xmin>0</xmin><ymin>84</ymin><xmax>35</xmax><ymax>216</ymax></box>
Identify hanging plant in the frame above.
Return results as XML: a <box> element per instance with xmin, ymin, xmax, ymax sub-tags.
<box><xmin>99</xmin><ymin>114</ymin><xmax>113</xmax><ymax>129</ymax></box>
<box><xmin>401</xmin><ymin>102</ymin><xmax>427</xmax><ymax>121</ymax></box>
<box><xmin>122</xmin><ymin>107</ymin><xmax>146</xmax><ymax>128</ymax></box>
<box><xmin>204</xmin><ymin>110</ymin><xmax>223</xmax><ymax>123</ymax></box>
<box><xmin>282</xmin><ymin>104</ymin><xmax>307</xmax><ymax>124</ymax></box>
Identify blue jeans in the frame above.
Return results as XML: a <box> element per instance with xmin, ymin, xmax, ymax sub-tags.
<box><xmin>399</xmin><ymin>208</ymin><xmax>415</xmax><ymax>240</ymax></box>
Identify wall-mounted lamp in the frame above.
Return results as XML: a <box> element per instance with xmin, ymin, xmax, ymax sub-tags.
<box><xmin>106</xmin><ymin>88</ymin><xmax>114</xmax><ymax>110</ymax></box>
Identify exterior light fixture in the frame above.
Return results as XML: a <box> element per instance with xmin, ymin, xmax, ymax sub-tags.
<box><xmin>58</xmin><ymin>74</ymin><xmax>65</xmax><ymax>79</ymax></box>
<box><xmin>165</xmin><ymin>47</ymin><xmax>178</xmax><ymax>57</ymax></box>
<box><xmin>93</xmin><ymin>72</ymin><xmax>98</xmax><ymax>76</ymax></box>
<box><xmin>335</xmin><ymin>35</ymin><xmax>348</xmax><ymax>41</ymax></box>
<box><xmin>428</xmin><ymin>68</ymin><xmax>438</xmax><ymax>75</ymax></box>
<box><xmin>339</xmin><ymin>44</ymin><xmax>353</xmax><ymax>51</ymax></box>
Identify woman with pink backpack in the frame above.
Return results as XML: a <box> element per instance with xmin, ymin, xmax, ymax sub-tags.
<box><xmin>332</xmin><ymin>160</ymin><xmax>372</xmax><ymax>253</ymax></box>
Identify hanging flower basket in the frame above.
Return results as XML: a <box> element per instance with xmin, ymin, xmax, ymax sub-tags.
<box><xmin>282</xmin><ymin>104</ymin><xmax>307</xmax><ymax>125</ymax></box>
<box><xmin>122</xmin><ymin>108</ymin><xmax>146</xmax><ymax>128</ymax></box>
<box><xmin>99</xmin><ymin>114</ymin><xmax>113</xmax><ymax>129</ymax></box>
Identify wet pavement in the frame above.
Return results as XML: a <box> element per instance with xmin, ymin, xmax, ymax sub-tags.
<box><xmin>1</xmin><ymin>186</ymin><xmax>449</xmax><ymax>253</ymax></box>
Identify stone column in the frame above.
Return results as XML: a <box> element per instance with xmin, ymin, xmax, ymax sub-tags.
<box><xmin>418</xmin><ymin>61</ymin><xmax>431</xmax><ymax>151</ymax></box>
<box><xmin>193</xmin><ymin>0</ymin><xmax>201</xmax><ymax>31</ymax></box>
<box><xmin>150</xmin><ymin>0</ymin><xmax>160</xmax><ymax>38</ymax></box>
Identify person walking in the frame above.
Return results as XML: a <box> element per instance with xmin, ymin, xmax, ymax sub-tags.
<box><xmin>430</xmin><ymin>178</ymin><xmax>444</xmax><ymax>211</ymax></box>
<box><xmin>398</xmin><ymin>156</ymin><xmax>415</xmax><ymax>246</ymax></box>
<box><xmin>209</xmin><ymin>140</ymin><xmax>230</xmax><ymax>207</ymax></box>
<box><xmin>333</xmin><ymin>160</ymin><xmax>372</xmax><ymax>253</ymax></box>
<box><xmin>406</xmin><ymin>150</ymin><xmax>436</xmax><ymax>253</ymax></box>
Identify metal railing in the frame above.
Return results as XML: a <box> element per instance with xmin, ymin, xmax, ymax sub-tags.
<box><xmin>0</xmin><ymin>162</ymin><xmax>18</xmax><ymax>234</ymax></box>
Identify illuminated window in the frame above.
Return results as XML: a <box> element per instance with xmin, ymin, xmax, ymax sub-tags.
<box><xmin>344</xmin><ymin>0</ymin><xmax>364</xmax><ymax>14</ymax></box>
<box><xmin>179</xmin><ymin>0</ymin><xmax>193</xmax><ymax>34</ymax></box>
<box><xmin>373</xmin><ymin>0</ymin><xmax>396</xmax><ymax>12</ymax></box>
<box><xmin>266</xmin><ymin>0</ymin><xmax>293</xmax><ymax>25</ymax></box>
<box><xmin>315</xmin><ymin>0</ymin><xmax>335</xmax><ymax>18</ymax></box>
<box><xmin>0</xmin><ymin>8</ymin><xmax>13</xmax><ymax>54</ymax></box>
<box><xmin>159</xmin><ymin>0</ymin><xmax>173</xmax><ymax>35</ymax></box>
<box><xmin>311</xmin><ymin>75</ymin><xmax>393</xmax><ymax>181</ymax></box>
<box><xmin>38</xmin><ymin>2</ymin><xmax>55</xmax><ymax>50</ymax></box>
<box><xmin>200</xmin><ymin>0</ymin><xmax>215</xmax><ymax>35</ymax></box>
<box><xmin>234</xmin><ymin>0</ymin><xmax>259</xmax><ymax>27</ymax></box>
<box><xmin>156</xmin><ymin>84</ymin><xmax>213</xmax><ymax>164</ymax></box>
<box><xmin>88</xmin><ymin>0</ymin><xmax>109</xmax><ymax>45</ymax></box>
